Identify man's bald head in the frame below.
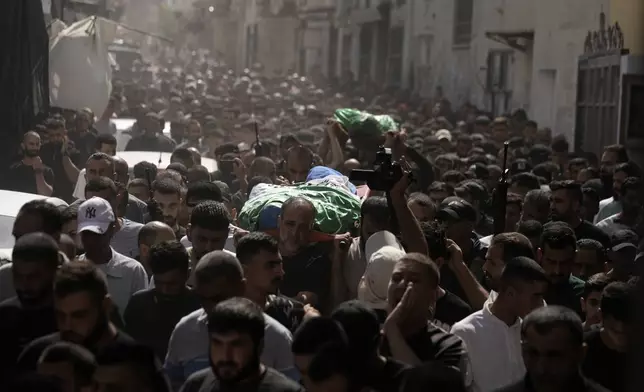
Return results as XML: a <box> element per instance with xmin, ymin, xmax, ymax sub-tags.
<box><xmin>24</xmin><ymin>131</ymin><xmax>41</xmax><ymax>142</ymax></box>
<box><xmin>138</xmin><ymin>221</ymin><xmax>176</xmax><ymax>247</ymax></box>
<box><xmin>343</xmin><ymin>158</ymin><xmax>360</xmax><ymax>173</ymax></box>
<box><xmin>112</xmin><ymin>156</ymin><xmax>129</xmax><ymax>184</ymax></box>
<box><xmin>22</xmin><ymin>131</ymin><xmax>42</xmax><ymax>157</ymax></box>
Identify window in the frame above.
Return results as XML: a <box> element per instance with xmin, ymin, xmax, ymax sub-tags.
<box><xmin>453</xmin><ymin>0</ymin><xmax>473</xmax><ymax>46</ymax></box>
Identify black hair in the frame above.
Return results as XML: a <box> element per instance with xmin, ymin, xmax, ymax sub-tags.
<box><xmin>428</xmin><ymin>181</ymin><xmax>454</xmax><ymax>195</ymax></box>
<box><xmin>6</xmin><ymin>373</ymin><xmax>65</xmax><ymax>392</ymax></box>
<box><xmin>420</xmin><ymin>220</ymin><xmax>449</xmax><ymax>260</ymax></box>
<box><xmin>360</xmin><ymin>196</ymin><xmax>390</xmax><ymax>226</ymax></box>
<box><xmin>532</xmin><ymin>162</ymin><xmax>557</xmax><ymax>183</ymax></box>
<box><xmin>12</xmin><ymin>232</ymin><xmax>60</xmax><ymax>269</ymax></box>
<box><xmin>85</xmin><ymin>177</ymin><xmax>118</xmax><ymax>199</ymax></box>
<box><xmin>95</xmin><ymin>340</ymin><xmax>170</xmax><ymax>392</ymax></box>
<box><xmin>551</xmin><ymin>135</ymin><xmax>569</xmax><ymax>153</ymax></box>
<box><xmin>615</xmin><ymin>162</ymin><xmax>641</xmax><ymax>178</ymax></box>
<box><xmin>517</xmin><ymin>220</ymin><xmax>543</xmax><ymax>240</ymax></box>
<box><xmin>190</xmin><ymin>201</ymin><xmax>231</xmax><ymax>231</ymax></box>
<box><xmin>236</xmin><ymin>232</ymin><xmax>279</xmax><ymax>265</ymax></box>
<box><xmin>601</xmin><ymin>281</ymin><xmax>635</xmax><ymax>323</ymax></box>
<box><xmin>577</xmin><ymin>239</ymin><xmax>606</xmax><ymax>264</ymax></box>
<box><xmin>581</xmin><ymin>186</ymin><xmax>599</xmax><ymax>203</ymax></box>
<box><xmin>568</xmin><ymin>157</ymin><xmax>588</xmax><ymax>169</ymax></box>
<box><xmin>207</xmin><ymin>297</ymin><xmax>266</xmax><ymax>347</ymax></box>
<box><xmin>408</xmin><ymin>192</ymin><xmax>436</xmax><ymax>210</ymax></box>
<box><xmin>247</xmin><ymin>176</ymin><xmax>273</xmax><ymax>195</ymax></box>
<box><xmin>45</xmin><ymin>117</ymin><xmax>66</xmax><ymax>131</ymax></box>
<box><xmin>441</xmin><ymin>170</ymin><xmax>467</xmax><ymax>184</ymax></box>
<box><xmin>523</xmin><ymin>189</ymin><xmax>550</xmax><ymax>220</ymax></box>
<box><xmin>186</xmin><ymin>166</ymin><xmax>211</xmax><ymax>183</ymax></box>
<box><xmin>550</xmin><ymin>180</ymin><xmax>583</xmax><ymax>204</ymax></box>
<box><xmin>38</xmin><ymin>342</ymin><xmax>96</xmax><ymax>388</ymax></box>
<box><xmin>61</xmin><ymin>204</ymin><xmax>78</xmax><ymax>226</ymax></box>
<box><xmin>499</xmin><ymin>256</ymin><xmax>548</xmax><ymax>291</ymax></box>
<box><xmin>400</xmin><ymin>253</ymin><xmax>440</xmax><ymax>287</ymax></box>
<box><xmin>510</xmin><ymin>172</ymin><xmax>540</xmax><ymax>191</ymax></box>
<box><xmin>583</xmin><ymin>273</ymin><xmax>611</xmax><ymax>298</ymax></box>
<box><xmin>529</xmin><ymin>144</ymin><xmax>553</xmax><ymax>166</ymax></box>
<box><xmin>54</xmin><ymin>260</ymin><xmax>108</xmax><ymax>304</ymax></box>
<box><xmin>620</xmin><ymin>176</ymin><xmax>642</xmax><ymax>195</ymax></box>
<box><xmin>507</xmin><ymin>192</ymin><xmax>523</xmax><ymax>209</ymax></box>
<box><xmin>526</xmin><ymin>120</ymin><xmax>538</xmax><ymax>128</ymax></box>
<box><xmin>306</xmin><ymin>341</ymin><xmax>354</xmax><ymax>387</ymax></box>
<box><xmin>133</xmin><ymin>161</ymin><xmax>158</xmax><ymax>180</ymax></box>
<box><xmin>540</xmin><ymin>222</ymin><xmax>577</xmax><ymax>250</ymax></box>
<box><xmin>491</xmin><ymin>232</ymin><xmax>535</xmax><ymax>260</ymax></box>
<box><xmin>95</xmin><ymin>134</ymin><xmax>117</xmax><ymax>149</ymax></box>
<box><xmin>195</xmin><ymin>250</ymin><xmax>243</xmax><ymax>286</ymax></box>
<box><xmin>291</xmin><ymin>316</ymin><xmax>348</xmax><ymax>355</ymax></box>
<box><xmin>610</xmin><ymin>228</ymin><xmax>639</xmax><ymax>247</ymax></box>
<box><xmin>17</xmin><ymin>200</ymin><xmax>64</xmax><ymax>238</ymax></box>
<box><xmin>603</xmin><ymin>144</ymin><xmax>629</xmax><ymax>163</ymax></box>
<box><xmin>149</xmin><ymin>240</ymin><xmax>190</xmax><ymax>275</ymax></box>
<box><xmin>87</xmin><ymin>152</ymin><xmax>114</xmax><ymax>167</ymax></box>
<box><xmin>330</xmin><ymin>300</ymin><xmax>381</xmax><ymax>358</ymax></box>
<box><xmin>521</xmin><ymin>305</ymin><xmax>584</xmax><ymax>346</ymax></box>
<box><xmin>165</xmin><ymin>162</ymin><xmax>188</xmax><ymax>179</ymax></box>
<box><xmin>152</xmin><ymin>178</ymin><xmax>182</xmax><ymax>197</ymax></box>
<box><xmin>171</xmin><ymin>148</ymin><xmax>194</xmax><ymax>166</ymax></box>
<box><xmin>186</xmin><ymin>181</ymin><xmax>222</xmax><ymax>204</ymax></box>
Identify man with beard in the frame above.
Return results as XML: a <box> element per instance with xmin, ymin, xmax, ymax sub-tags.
<box><xmin>165</xmin><ymin>251</ymin><xmax>295</xmax><ymax>390</ymax></box>
<box><xmin>39</xmin><ymin>117</ymin><xmax>82</xmax><ymax>202</ymax></box>
<box><xmin>596</xmin><ymin>144</ymin><xmax>630</xmax><ymax>215</ymax></box>
<box><xmin>153</xmin><ymin>178</ymin><xmax>186</xmax><ymax>240</ymax></box>
<box><xmin>236</xmin><ymin>232</ymin><xmax>310</xmax><ymax>332</ymax></box>
<box><xmin>537</xmin><ymin>223</ymin><xmax>585</xmax><ymax>316</ymax></box>
<box><xmin>180</xmin><ymin>297</ymin><xmax>303</xmax><ymax>392</ymax></box>
<box><xmin>16</xmin><ymin>260</ymin><xmax>134</xmax><ymax>373</ymax></box>
<box><xmin>549</xmin><ymin>181</ymin><xmax>610</xmax><ymax>249</ymax></box>
<box><xmin>482</xmin><ymin>233</ymin><xmax>536</xmax><ymax>305</ymax></box>
<box><xmin>382</xmin><ymin>253</ymin><xmax>467</xmax><ymax>371</ymax></box>
<box><xmin>4</xmin><ymin>131</ymin><xmax>54</xmax><ymax>195</ymax></box>
<box><xmin>596</xmin><ymin>177</ymin><xmax>643</xmax><ymax>236</ymax></box>
<box><xmin>0</xmin><ymin>234</ymin><xmax>61</xmax><ymax>380</ymax></box>
<box><xmin>451</xmin><ymin>257</ymin><xmax>549</xmax><ymax>391</ymax></box>
<box><xmin>595</xmin><ymin>161</ymin><xmax>640</xmax><ymax>223</ymax></box>
<box><xmin>0</xmin><ymin>200</ymin><xmax>64</xmax><ymax>302</ymax></box>
<box><xmin>123</xmin><ymin>241</ymin><xmax>199</xmax><ymax>359</ymax></box>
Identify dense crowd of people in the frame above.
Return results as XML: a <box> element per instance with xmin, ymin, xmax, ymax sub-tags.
<box><xmin>0</xmin><ymin>53</ymin><xmax>640</xmax><ymax>392</ymax></box>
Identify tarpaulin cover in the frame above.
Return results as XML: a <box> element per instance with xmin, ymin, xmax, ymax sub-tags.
<box><xmin>0</xmin><ymin>0</ymin><xmax>49</xmax><ymax>170</ymax></box>
<box><xmin>49</xmin><ymin>16</ymin><xmax>116</xmax><ymax>117</ymax></box>
<box><xmin>238</xmin><ymin>183</ymin><xmax>362</xmax><ymax>235</ymax></box>
<box><xmin>332</xmin><ymin>108</ymin><xmax>398</xmax><ymax>138</ymax></box>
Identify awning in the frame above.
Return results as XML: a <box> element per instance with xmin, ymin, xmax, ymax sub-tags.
<box><xmin>485</xmin><ymin>30</ymin><xmax>534</xmax><ymax>52</ymax></box>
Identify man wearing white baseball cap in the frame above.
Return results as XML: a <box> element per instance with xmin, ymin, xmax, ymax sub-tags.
<box><xmin>357</xmin><ymin>231</ymin><xmax>405</xmax><ymax>322</ymax></box>
<box><xmin>77</xmin><ymin>197</ymin><xmax>148</xmax><ymax>316</ymax></box>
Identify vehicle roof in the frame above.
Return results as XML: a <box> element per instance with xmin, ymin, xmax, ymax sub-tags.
<box><xmin>116</xmin><ymin>151</ymin><xmax>218</xmax><ymax>172</ymax></box>
<box><xmin>0</xmin><ymin>190</ymin><xmax>47</xmax><ymax>217</ymax></box>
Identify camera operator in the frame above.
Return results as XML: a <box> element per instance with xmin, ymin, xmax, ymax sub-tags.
<box><xmin>39</xmin><ymin>117</ymin><xmax>82</xmax><ymax>202</ymax></box>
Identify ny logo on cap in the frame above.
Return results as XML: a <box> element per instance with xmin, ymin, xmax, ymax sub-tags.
<box><xmin>85</xmin><ymin>207</ymin><xmax>96</xmax><ymax>219</ymax></box>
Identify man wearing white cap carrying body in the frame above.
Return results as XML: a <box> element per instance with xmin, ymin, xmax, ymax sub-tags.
<box><xmin>77</xmin><ymin>197</ymin><xmax>148</xmax><ymax>316</ymax></box>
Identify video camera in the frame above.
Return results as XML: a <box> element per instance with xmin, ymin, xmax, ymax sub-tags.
<box><xmin>349</xmin><ymin>146</ymin><xmax>405</xmax><ymax>191</ymax></box>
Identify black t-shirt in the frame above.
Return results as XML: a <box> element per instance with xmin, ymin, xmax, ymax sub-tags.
<box><xmin>382</xmin><ymin>323</ymin><xmax>467</xmax><ymax>371</ymax></box>
<box><xmin>4</xmin><ymin>161</ymin><xmax>55</xmax><ymax>195</ymax></box>
<box><xmin>280</xmin><ymin>243</ymin><xmax>333</xmax><ymax>312</ymax></box>
<box><xmin>40</xmin><ymin>141</ymin><xmax>81</xmax><ymax>202</ymax></box>
<box><xmin>434</xmin><ymin>290</ymin><xmax>473</xmax><ymax>331</ymax></box>
<box><xmin>123</xmin><ymin>288</ymin><xmax>200</xmax><ymax>360</ymax></box>
<box><xmin>575</xmin><ymin>220</ymin><xmax>611</xmax><ymax>249</ymax></box>
<box><xmin>440</xmin><ymin>236</ymin><xmax>487</xmax><ymax>307</ymax></box>
<box><xmin>366</xmin><ymin>358</ymin><xmax>410</xmax><ymax>392</ymax></box>
<box><xmin>582</xmin><ymin>328</ymin><xmax>629</xmax><ymax>392</ymax></box>
<box><xmin>180</xmin><ymin>367</ymin><xmax>304</xmax><ymax>392</ymax></box>
<box><xmin>68</xmin><ymin>130</ymin><xmax>97</xmax><ymax>169</ymax></box>
<box><xmin>0</xmin><ymin>298</ymin><xmax>57</xmax><ymax>377</ymax></box>
<box><xmin>16</xmin><ymin>330</ymin><xmax>134</xmax><ymax>374</ymax></box>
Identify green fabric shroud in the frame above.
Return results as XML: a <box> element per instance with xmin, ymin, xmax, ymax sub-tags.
<box><xmin>332</xmin><ymin>108</ymin><xmax>398</xmax><ymax>138</ymax></box>
<box><xmin>238</xmin><ymin>184</ymin><xmax>362</xmax><ymax>235</ymax></box>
